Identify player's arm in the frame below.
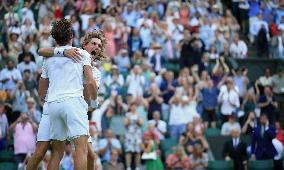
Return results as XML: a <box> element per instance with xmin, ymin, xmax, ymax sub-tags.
<box><xmin>84</xmin><ymin>66</ymin><xmax>98</xmax><ymax>102</ymax></box>
<box><xmin>38</xmin><ymin>47</ymin><xmax>82</xmax><ymax>62</ymax></box>
<box><xmin>38</xmin><ymin>78</ymin><xmax>49</xmax><ymax>102</ymax></box>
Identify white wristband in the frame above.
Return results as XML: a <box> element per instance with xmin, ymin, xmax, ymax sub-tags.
<box><xmin>90</xmin><ymin>99</ymin><xmax>99</xmax><ymax>109</ymax></box>
<box><xmin>54</xmin><ymin>47</ymin><xmax>65</xmax><ymax>57</ymax></box>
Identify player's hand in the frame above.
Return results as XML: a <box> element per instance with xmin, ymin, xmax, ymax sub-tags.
<box><xmin>64</xmin><ymin>48</ymin><xmax>82</xmax><ymax>62</ymax></box>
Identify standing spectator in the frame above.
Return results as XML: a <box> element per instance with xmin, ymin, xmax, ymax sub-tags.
<box><xmin>145</xmin><ymin>84</ymin><xmax>164</xmax><ymax>120</ymax></box>
<box><xmin>201</xmin><ymin>80</ymin><xmax>219</xmax><ymax>128</ymax></box>
<box><xmin>23</xmin><ymin>69</ymin><xmax>38</xmax><ymax>98</ymax></box>
<box><xmin>0</xmin><ymin>101</ymin><xmax>9</xmax><ymax>151</ymax></box>
<box><xmin>103</xmin><ymin>149</ymin><xmax>125</xmax><ymax>170</ymax></box>
<box><xmin>212</xmin><ymin>57</ymin><xmax>230</xmax><ymax>88</ymax></box>
<box><xmin>26</xmin><ymin>97</ymin><xmax>41</xmax><ymax>124</ymax></box>
<box><xmin>242</xmin><ymin>112</ymin><xmax>257</xmax><ymax>135</ymax></box>
<box><xmin>9</xmin><ymin>113</ymin><xmax>37</xmax><ymax>165</ymax></box>
<box><xmin>251</xmin><ymin>113</ymin><xmax>277</xmax><ymax>160</ymax></box>
<box><xmin>126</xmin><ymin>65</ymin><xmax>145</xmax><ymax>97</ymax></box>
<box><xmin>149</xmin><ymin>43</ymin><xmax>166</xmax><ymax>74</ymax></box>
<box><xmin>8</xmin><ymin>26</ymin><xmax>22</xmax><ymax>62</ymax></box>
<box><xmin>103</xmin><ymin>21</ymin><xmax>116</xmax><ymax>58</ymax></box>
<box><xmin>17</xmin><ymin>53</ymin><xmax>37</xmax><ymax>78</ymax></box>
<box><xmin>258</xmin><ymin>86</ymin><xmax>278</xmax><ymax>124</ymax></box>
<box><xmin>98</xmin><ymin>129</ymin><xmax>122</xmax><ymax>163</ymax></box>
<box><xmin>105</xmin><ymin>65</ymin><xmax>124</xmax><ymax>94</ymax></box>
<box><xmin>271</xmin><ymin>68</ymin><xmax>284</xmax><ymax>114</ymax></box>
<box><xmin>0</xmin><ymin>60</ymin><xmax>22</xmax><ymax>93</ymax></box>
<box><xmin>255</xmin><ymin>26</ymin><xmax>269</xmax><ymax>57</ymax></box>
<box><xmin>258</xmin><ymin>68</ymin><xmax>273</xmax><ymax>87</ymax></box>
<box><xmin>223</xmin><ymin>129</ymin><xmax>247</xmax><ymax>170</ymax></box>
<box><xmin>115</xmin><ymin>49</ymin><xmax>131</xmax><ymax>74</ymax></box>
<box><xmin>20</xmin><ymin>1</ymin><xmax>35</xmax><ymax>26</ymax></box>
<box><xmin>0</xmin><ymin>48</ymin><xmax>16</xmax><ymax>70</ymax></box>
<box><xmin>139</xmin><ymin>22</ymin><xmax>152</xmax><ymax>54</ymax></box>
<box><xmin>221</xmin><ymin>115</ymin><xmax>241</xmax><ymax>136</ymax></box>
<box><xmin>124</xmin><ymin>103</ymin><xmax>143</xmax><ymax>170</ymax></box>
<box><xmin>218</xmin><ymin>78</ymin><xmax>240</xmax><ymax>123</ymax></box>
<box><xmin>148</xmin><ymin>111</ymin><xmax>167</xmax><ymax>140</ymax></box>
<box><xmin>11</xmin><ymin>81</ymin><xmax>29</xmax><ymax>113</ymax></box>
<box><xmin>271</xmin><ymin>29</ymin><xmax>284</xmax><ymax>60</ymax></box>
<box><xmin>232</xmin><ymin>68</ymin><xmax>249</xmax><ymax>99</ymax></box>
<box><xmin>190</xmin><ymin>143</ymin><xmax>209</xmax><ymax>170</ymax></box>
<box><xmin>229</xmin><ymin>34</ymin><xmax>248</xmax><ymax>59</ymax></box>
<box><xmin>166</xmin><ymin>146</ymin><xmax>191</xmax><ymax>169</ymax></box>
<box><xmin>141</xmin><ymin>133</ymin><xmax>164</xmax><ymax>170</ymax></box>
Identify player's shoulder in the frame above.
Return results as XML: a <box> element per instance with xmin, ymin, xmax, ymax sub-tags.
<box><xmin>78</xmin><ymin>49</ymin><xmax>91</xmax><ymax>59</ymax></box>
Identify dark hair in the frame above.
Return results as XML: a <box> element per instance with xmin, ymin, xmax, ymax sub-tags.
<box><xmin>23</xmin><ymin>69</ymin><xmax>31</xmax><ymax>74</ymax></box>
<box><xmin>50</xmin><ymin>19</ymin><xmax>73</xmax><ymax>46</ymax></box>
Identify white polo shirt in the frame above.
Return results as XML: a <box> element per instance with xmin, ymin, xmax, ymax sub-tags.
<box><xmin>41</xmin><ymin>46</ymin><xmax>92</xmax><ymax>102</ymax></box>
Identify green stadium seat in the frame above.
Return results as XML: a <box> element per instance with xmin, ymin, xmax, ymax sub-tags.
<box><xmin>0</xmin><ymin>162</ymin><xmax>17</xmax><ymax>170</ymax></box>
<box><xmin>208</xmin><ymin>160</ymin><xmax>234</xmax><ymax>170</ymax></box>
<box><xmin>205</xmin><ymin>128</ymin><xmax>221</xmax><ymax>138</ymax></box>
<box><xmin>248</xmin><ymin>160</ymin><xmax>274</xmax><ymax>170</ymax></box>
<box><xmin>0</xmin><ymin>151</ymin><xmax>14</xmax><ymax>162</ymax></box>
<box><xmin>160</xmin><ymin>138</ymin><xmax>178</xmax><ymax>158</ymax></box>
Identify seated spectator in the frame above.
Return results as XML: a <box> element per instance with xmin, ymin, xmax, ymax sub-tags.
<box><xmin>166</xmin><ymin>145</ymin><xmax>190</xmax><ymax>169</ymax></box>
<box><xmin>126</xmin><ymin>65</ymin><xmax>145</xmax><ymax>97</ymax></box>
<box><xmin>115</xmin><ymin>49</ymin><xmax>131</xmax><ymax>74</ymax></box>
<box><xmin>190</xmin><ymin>143</ymin><xmax>209</xmax><ymax>170</ymax></box>
<box><xmin>258</xmin><ymin>86</ymin><xmax>278</xmax><ymax>124</ymax></box>
<box><xmin>11</xmin><ymin>81</ymin><xmax>29</xmax><ymax>113</ymax></box>
<box><xmin>23</xmin><ymin>69</ymin><xmax>38</xmax><ymax>98</ymax></box>
<box><xmin>229</xmin><ymin>34</ymin><xmax>248</xmax><ymax>59</ymax></box>
<box><xmin>26</xmin><ymin>97</ymin><xmax>41</xmax><ymax>124</ymax></box>
<box><xmin>241</xmin><ymin>91</ymin><xmax>257</xmax><ymax>119</ymax></box>
<box><xmin>200</xmin><ymin>79</ymin><xmax>219</xmax><ymax>128</ymax></box>
<box><xmin>0</xmin><ymin>48</ymin><xmax>16</xmax><ymax>70</ymax></box>
<box><xmin>223</xmin><ymin>129</ymin><xmax>247</xmax><ymax>170</ymax></box>
<box><xmin>258</xmin><ymin>68</ymin><xmax>273</xmax><ymax>88</ymax></box>
<box><xmin>105</xmin><ymin>65</ymin><xmax>124</xmax><ymax>94</ymax></box>
<box><xmin>251</xmin><ymin>113</ymin><xmax>277</xmax><ymax>160</ymax></box>
<box><xmin>149</xmin><ymin>43</ymin><xmax>166</xmax><ymax>74</ymax></box>
<box><xmin>98</xmin><ymin>129</ymin><xmax>122</xmax><ymax>163</ymax></box>
<box><xmin>276</xmin><ymin>121</ymin><xmax>284</xmax><ymax>146</ymax></box>
<box><xmin>242</xmin><ymin>112</ymin><xmax>257</xmax><ymax>135</ymax></box>
<box><xmin>221</xmin><ymin>114</ymin><xmax>241</xmax><ymax>136</ymax></box>
<box><xmin>9</xmin><ymin>113</ymin><xmax>37</xmax><ymax>165</ymax></box>
<box><xmin>103</xmin><ymin>149</ymin><xmax>124</xmax><ymax>170</ymax></box>
<box><xmin>148</xmin><ymin>111</ymin><xmax>167</xmax><ymax>140</ymax></box>
<box><xmin>0</xmin><ymin>101</ymin><xmax>9</xmax><ymax>151</ymax></box>
<box><xmin>60</xmin><ymin>142</ymin><xmax>74</xmax><ymax>170</ymax></box>
<box><xmin>271</xmin><ymin>68</ymin><xmax>284</xmax><ymax>114</ymax></box>
<box><xmin>124</xmin><ymin>103</ymin><xmax>143</xmax><ymax>170</ymax></box>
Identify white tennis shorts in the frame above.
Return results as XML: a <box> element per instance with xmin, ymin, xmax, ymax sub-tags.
<box><xmin>37</xmin><ymin>103</ymin><xmax>51</xmax><ymax>142</ymax></box>
<box><xmin>48</xmin><ymin>97</ymin><xmax>89</xmax><ymax>141</ymax></box>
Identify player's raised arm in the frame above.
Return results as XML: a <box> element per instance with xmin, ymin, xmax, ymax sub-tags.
<box><xmin>38</xmin><ymin>47</ymin><xmax>82</xmax><ymax>62</ymax></box>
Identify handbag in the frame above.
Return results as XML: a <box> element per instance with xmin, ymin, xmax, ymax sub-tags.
<box><xmin>141</xmin><ymin>151</ymin><xmax>157</xmax><ymax>160</ymax></box>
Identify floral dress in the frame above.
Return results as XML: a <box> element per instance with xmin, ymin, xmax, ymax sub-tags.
<box><xmin>124</xmin><ymin>113</ymin><xmax>143</xmax><ymax>153</ymax></box>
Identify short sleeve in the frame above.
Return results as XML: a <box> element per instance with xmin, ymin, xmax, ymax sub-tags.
<box><xmin>41</xmin><ymin>59</ymin><xmax>48</xmax><ymax>78</ymax></box>
<box><xmin>79</xmin><ymin>50</ymin><xmax>92</xmax><ymax>67</ymax></box>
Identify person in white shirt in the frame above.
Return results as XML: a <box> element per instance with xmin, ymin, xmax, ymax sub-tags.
<box><xmin>17</xmin><ymin>53</ymin><xmax>37</xmax><ymax>78</ymax></box>
<box><xmin>249</xmin><ymin>14</ymin><xmax>269</xmax><ymax>43</ymax></box>
<box><xmin>218</xmin><ymin>78</ymin><xmax>240</xmax><ymax>123</ymax></box>
<box><xmin>229</xmin><ymin>34</ymin><xmax>248</xmax><ymax>59</ymax></box>
<box><xmin>26</xmin><ymin>20</ymin><xmax>102</xmax><ymax>170</ymax></box>
<box><xmin>126</xmin><ymin>65</ymin><xmax>145</xmax><ymax>97</ymax></box>
<box><xmin>148</xmin><ymin>111</ymin><xmax>167</xmax><ymax>140</ymax></box>
<box><xmin>0</xmin><ymin>60</ymin><xmax>22</xmax><ymax>93</ymax></box>
<box><xmin>221</xmin><ymin>115</ymin><xmax>241</xmax><ymax>136</ymax></box>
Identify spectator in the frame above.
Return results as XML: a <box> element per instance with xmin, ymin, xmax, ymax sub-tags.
<box><xmin>145</xmin><ymin>84</ymin><xmax>163</xmax><ymax>120</ymax></box>
<box><xmin>103</xmin><ymin>149</ymin><xmax>125</xmax><ymax>170</ymax></box>
<box><xmin>249</xmin><ymin>14</ymin><xmax>269</xmax><ymax>43</ymax></box>
<box><xmin>0</xmin><ymin>101</ymin><xmax>9</xmax><ymax>151</ymax></box>
<box><xmin>0</xmin><ymin>48</ymin><xmax>15</xmax><ymax>70</ymax></box>
<box><xmin>229</xmin><ymin>34</ymin><xmax>248</xmax><ymax>59</ymax></box>
<box><xmin>200</xmin><ymin>79</ymin><xmax>219</xmax><ymax>128</ymax></box>
<box><xmin>139</xmin><ymin>22</ymin><xmax>152</xmax><ymax>53</ymax></box>
<box><xmin>0</xmin><ymin>60</ymin><xmax>22</xmax><ymax>93</ymax></box>
<box><xmin>105</xmin><ymin>65</ymin><xmax>124</xmax><ymax>95</ymax></box>
<box><xmin>232</xmin><ymin>68</ymin><xmax>249</xmax><ymax>99</ymax></box>
<box><xmin>98</xmin><ymin>129</ymin><xmax>122</xmax><ymax>163</ymax></box>
<box><xmin>26</xmin><ymin>97</ymin><xmax>41</xmax><ymax>124</ymax></box>
<box><xmin>23</xmin><ymin>69</ymin><xmax>38</xmax><ymax>98</ymax></box>
<box><xmin>60</xmin><ymin>142</ymin><xmax>74</xmax><ymax>170</ymax></box>
<box><xmin>256</xmin><ymin>26</ymin><xmax>269</xmax><ymax>57</ymax></box>
<box><xmin>271</xmin><ymin>68</ymin><xmax>284</xmax><ymax>113</ymax></box>
<box><xmin>241</xmin><ymin>90</ymin><xmax>258</xmax><ymax>119</ymax></box>
<box><xmin>141</xmin><ymin>132</ymin><xmax>164</xmax><ymax>170</ymax></box>
<box><xmin>258</xmin><ymin>86</ymin><xmax>278</xmax><ymax>124</ymax></box>
<box><xmin>251</xmin><ymin>113</ymin><xmax>277</xmax><ymax>160</ymax></box>
<box><xmin>271</xmin><ymin>29</ymin><xmax>284</xmax><ymax>59</ymax></box>
<box><xmin>223</xmin><ymin>129</ymin><xmax>247</xmax><ymax>170</ymax></box>
<box><xmin>115</xmin><ymin>49</ymin><xmax>131</xmax><ymax>74</ymax></box>
<box><xmin>11</xmin><ymin>81</ymin><xmax>29</xmax><ymax>113</ymax></box>
<box><xmin>190</xmin><ymin>143</ymin><xmax>209</xmax><ymax>170</ymax></box>
<box><xmin>149</xmin><ymin>43</ymin><xmax>166</xmax><ymax>74</ymax></box>
<box><xmin>242</xmin><ymin>111</ymin><xmax>257</xmax><ymax>135</ymax></box>
<box><xmin>218</xmin><ymin>78</ymin><xmax>240</xmax><ymax>123</ymax></box>
<box><xmin>17</xmin><ymin>53</ymin><xmax>37</xmax><ymax>77</ymax></box>
<box><xmin>166</xmin><ymin>145</ymin><xmax>190</xmax><ymax>169</ymax></box>
<box><xmin>20</xmin><ymin>1</ymin><xmax>35</xmax><ymax>26</ymax></box>
<box><xmin>18</xmin><ymin>43</ymin><xmax>36</xmax><ymax>64</ymax></box>
<box><xmin>148</xmin><ymin>111</ymin><xmax>167</xmax><ymax>140</ymax></box>
<box><xmin>126</xmin><ymin>65</ymin><xmax>145</xmax><ymax>97</ymax></box>
<box><xmin>9</xmin><ymin>113</ymin><xmax>37</xmax><ymax>165</ymax></box>
<box><xmin>221</xmin><ymin>115</ymin><xmax>241</xmax><ymax>136</ymax></box>
<box><xmin>212</xmin><ymin>57</ymin><xmax>230</xmax><ymax>88</ymax></box>
<box><xmin>124</xmin><ymin>103</ymin><xmax>143</xmax><ymax>170</ymax></box>
<box><xmin>258</xmin><ymin>68</ymin><xmax>273</xmax><ymax>87</ymax></box>
<box><xmin>8</xmin><ymin>26</ymin><xmax>22</xmax><ymax>62</ymax></box>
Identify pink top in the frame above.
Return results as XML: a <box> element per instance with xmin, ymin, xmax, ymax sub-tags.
<box><xmin>166</xmin><ymin>154</ymin><xmax>191</xmax><ymax>169</ymax></box>
<box><xmin>179</xmin><ymin>8</ymin><xmax>190</xmax><ymax>26</ymax></box>
<box><xmin>14</xmin><ymin>123</ymin><xmax>36</xmax><ymax>154</ymax></box>
<box><xmin>104</xmin><ymin>31</ymin><xmax>116</xmax><ymax>58</ymax></box>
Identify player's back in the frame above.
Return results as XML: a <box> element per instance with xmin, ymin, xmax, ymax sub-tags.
<box><xmin>44</xmin><ymin>47</ymin><xmax>91</xmax><ymax>102</ymax></box>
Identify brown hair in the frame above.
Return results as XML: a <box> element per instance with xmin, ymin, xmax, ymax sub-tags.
<box><xmin>50</xmin><ymin>19</ymin><xmax>73</xmax><ymax>46</ymax></box>
<box><xmin>80</xmin><ymin>30</ymin><xmax>107</xmax><ymax>61</ymax></box>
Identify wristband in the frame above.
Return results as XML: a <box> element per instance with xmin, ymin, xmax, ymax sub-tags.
<box><xmin>54</xmin><ymin>47</ymin><xmax>65</xmax><ymax>57</ymax></box>
<box><xmin>90</xmin><ymin>99</ymin><xmax>99</xmax><ymax>109</ymax></box>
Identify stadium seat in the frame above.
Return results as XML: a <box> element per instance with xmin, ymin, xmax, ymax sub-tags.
<box><xmin>205</xmin><ymin>128</ymin><xmax>221</xmax><ymax>137</ymax></box>
<box><xmin>160</xmin><ymin>138</ymin><xmax>178</xmax><ymax>158</ymax></box>
<box><xmin>208</xmin><ymin>160</ymin><xmax>234</xmax><ymax>170</ymax></box>
<box><xmin>0</xmin><ymin>162</ymin><xmax>17</xmax><ymax>170</ymax></box>
<box><xmin>248</xmin><ymin>160</ymin><xmax>274</xmax><ymax>170</ymax></box>
<box><xmin>0</xmin><ymin>150</ymin><xmax>14</xmax><ymax>162</ymax></box>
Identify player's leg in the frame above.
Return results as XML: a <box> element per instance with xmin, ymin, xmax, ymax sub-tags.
<box><xmin>73</xmin><ymin>136</ymin><xmax>88</xmax><ymax>170</ymax></box>
<box><xmin>26</xmin><ymin>142</ymin><xmax>49</xmax><ymax>170</ymax></box>
<box><xmin>47</xmin><ymin>140</ymin><xmax>65</xmax><ymax>170</ymax></box>
<box><xmin>87</xmin><ymin>142</ymin><xmax>96</xmax><ymax>170</ymax></box>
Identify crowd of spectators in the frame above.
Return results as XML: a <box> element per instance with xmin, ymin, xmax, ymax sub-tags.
<box><xmin>0</xmin><ymin>0</ymin><xmax>284</xmax><ymax>170</ymax></box>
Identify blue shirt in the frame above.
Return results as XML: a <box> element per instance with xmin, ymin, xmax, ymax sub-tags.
<box><xmin>248</xmin><ymin>1</ymin><xmax>260</xmax><ymax>17</ymax></box>
<box><xmin>201</xmin><ymin>87</ymin><xmax>219</xmax><ymax>109</ymax></box>
<box><xmin>160</xmin><ymin>80</ymin><xmax>178</xmax><ymax>104</ymax></box>
<box><xmin>98</xmin><ymin>138</ymin><xmax>122</xmax><ymax>162</ymax></box>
